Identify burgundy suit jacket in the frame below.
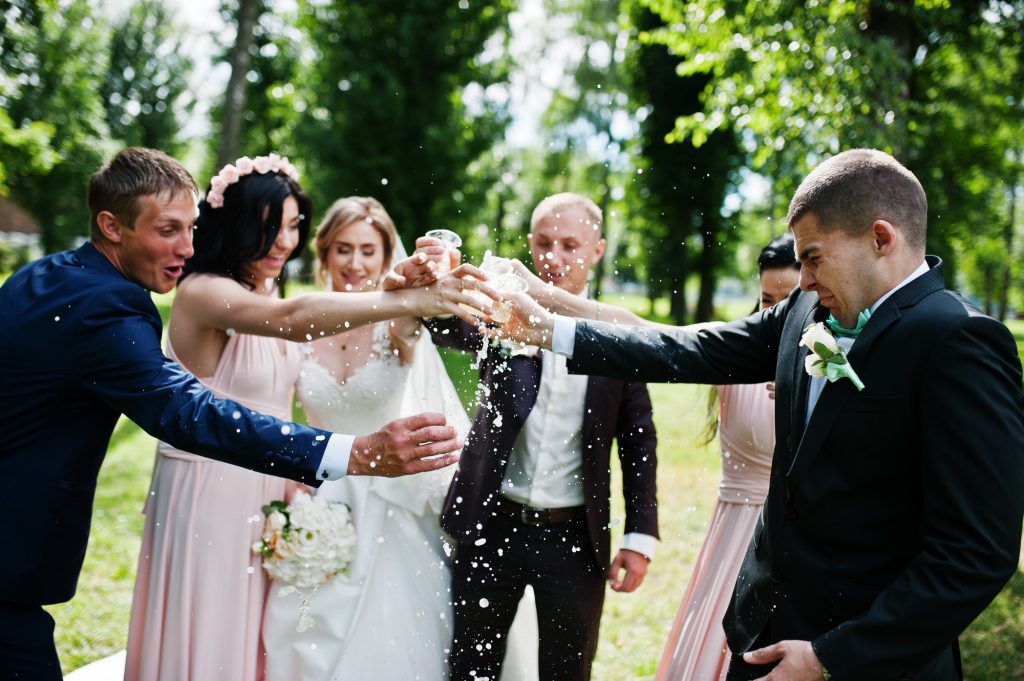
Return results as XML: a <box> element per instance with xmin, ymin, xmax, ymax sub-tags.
<box><xmin>426</xmin><ymin>317</ymin><xmax>658</xmax><ymax>570</ymax></box>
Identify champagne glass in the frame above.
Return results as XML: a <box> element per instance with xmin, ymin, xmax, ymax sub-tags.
<box><xmin>423</xmin><ymin>229</ymin><xmax>462</xmax><ymax>275</ymax></box>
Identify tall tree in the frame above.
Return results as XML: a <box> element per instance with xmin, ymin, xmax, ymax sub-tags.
<box><xmin>1</xmin><ymin>0</ymin><xmax>110</xmax><ymax>251</ymax></box>
<box><xmin>101</xmin><ymin>0</ymin><xmax>193</xmax><ymax>155</ymax></box>
<box><xmin>294</xmin><ymin>0</ymin><xmax>513</xmax><ymax>247</ymax></box>
<box><xmin>215</xmin><ymin>0</ymin><xmax>261</xmax><ymax>169</ymax></box>
<box><xmin>641</xmin><ymin>0</ymin><xmax>1024</xmax><ymax>311</ymax></box>
<box><xmin>626</xmin><ymin>1</ymin><xmax>741</xmax><ymax>323</ymax></box>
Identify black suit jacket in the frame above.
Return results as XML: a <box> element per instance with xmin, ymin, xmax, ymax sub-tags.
<box><xmin>568</xmin><ymin>257</ymin><xmax>1024</xmax><ymax>680</ymax></box>
<box><xmin>426</xmin><ymin>316</ymin><xmax>658</xmax><ymax>570</ymax></box>
<box><xmin>0</xmin><ymin>243</ymin><xmax>331</xmax><ymax>606</ymax></box>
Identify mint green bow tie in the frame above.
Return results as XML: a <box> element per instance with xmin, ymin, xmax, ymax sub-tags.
<box><xmin>826</xmin><ymin>309</ymin><xmax>871</xmax><ymax>338</ymax></box>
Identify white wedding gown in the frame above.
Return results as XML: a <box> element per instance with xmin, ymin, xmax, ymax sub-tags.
<box><xmin>263</xmin><ymin>323</ymin><xmax>538</xmax><ymax>681</ymax></box>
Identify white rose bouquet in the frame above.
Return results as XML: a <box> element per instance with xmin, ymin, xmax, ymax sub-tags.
<box><xmin>252</xmin><ymin>491</ymin><xmax>356</xmax><ymax>631</ymax></box>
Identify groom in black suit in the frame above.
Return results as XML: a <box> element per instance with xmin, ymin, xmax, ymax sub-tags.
<box><xmin>498</xmin><ymin>150</ymin><xmax>1024</xmax><ymax>680</ymax></box>
<box><xmin>0</xmin><ymin>148</ymin><xmax>464</xmax><ymax>679</ymax></box>
<box><xmin>426</xmin><ymin>193</ymin><xmax>658</xmax><ymax>681</ymax></box>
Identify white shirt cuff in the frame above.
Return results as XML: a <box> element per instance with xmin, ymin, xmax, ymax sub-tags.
<box><xmin>621</xmin><ymin>532</ymin><xmax>657</xmax><ymax>561</ymax></box>
<box><xmin>316</xmin><ymin>433</ymin><xmax>354</xmax><ymax>481</ymax></box>
<box><xmin>550</xmin><ymin>314</ymin><xmax>577</xmax><ymax>358</ymax></box>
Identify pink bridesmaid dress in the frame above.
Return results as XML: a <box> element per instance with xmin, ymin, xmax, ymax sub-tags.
<box><xmin>655</xmin><ymin>382</ymin><xmax>775</xmax><ymax>681</ymax></box>
<box><xmin>124</xmin><ymin>332</ymin><xmax>302</xmax><ymax>681</ymax></box>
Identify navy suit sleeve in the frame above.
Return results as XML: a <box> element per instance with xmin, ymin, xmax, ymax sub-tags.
<box><xmin>813</xmin><ymin>314</ymin><xmax>1024</xmax><ymax>679</ymax></box>
<box><xmin>615</xmin><ymin>381</ymin><xmax>658</xmax><ymax>539</ymax></box>
<box><xmin>568</xmin><ymin>300</ymin><xmax>788</xmax><ymax>385</ymax></box>
<box><xmin>73</xmin><ymin>287</ymin><xmax>331</xmax><ymax>485</ymax></box>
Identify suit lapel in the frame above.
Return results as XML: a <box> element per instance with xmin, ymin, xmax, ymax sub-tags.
<box><xmin>785</xmin><ymin>258</ymin><xmax>945</xmax><ymax>484</ymax></box>
<box><xmin>790</xmin><ymin>301</ymin><xmax>828</xmax><ymax>444</ymax></box>
<box><xmin>786</xmin><ymin>302</ymin><xmax>901</xmax><ymax>481</ymax></box>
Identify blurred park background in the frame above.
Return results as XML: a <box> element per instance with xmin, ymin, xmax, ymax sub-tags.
<box><xmin>2</xmin><ymin>0</ymin><xmax>1023</xmax><ymax>321</ymax></box>
<box><xmin>2</xmin><ymin>0</ymin><xmax>1023</xmax><ymax>677</ymax></box>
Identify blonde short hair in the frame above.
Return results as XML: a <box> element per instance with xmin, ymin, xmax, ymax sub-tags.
<box><xmin>314</xmin><ymin>196</ymin><xmax>399</xmax><ymax>286</ymax></box>
<box><xmin>529</xmin><ymin>192</ymin><xmax>603</xmax><ymax>236</ymax></box>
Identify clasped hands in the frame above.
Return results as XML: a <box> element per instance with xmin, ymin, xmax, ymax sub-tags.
<box><xmin>381</xmin><ymin>237</ymin><xmax>504</xmax><ymax>325</ymax></box>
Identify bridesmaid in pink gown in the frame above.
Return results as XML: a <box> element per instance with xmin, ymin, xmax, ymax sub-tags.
<box><xmin>124</xmin><ymin>156</ymin><xmax>495</xmax><ymax>681</ymax></box>
<box><xmin>654</xmin><ymin>234</ymin><xmax>800</xmax><ymax>681</ymax></box>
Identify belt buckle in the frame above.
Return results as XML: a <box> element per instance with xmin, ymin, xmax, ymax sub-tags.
<box><xmin>520</xmin><ymin>506</ymin><xmax>544</xmax><ymax>526</ymax></box>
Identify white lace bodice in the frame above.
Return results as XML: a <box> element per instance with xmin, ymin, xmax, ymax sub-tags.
<box><xmin>297</xmin><ymin>322</ymin><xmax>411</xmax><ymax>435</ymax></box>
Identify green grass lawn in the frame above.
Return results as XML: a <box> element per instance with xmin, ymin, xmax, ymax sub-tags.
<box><xmin>49</xmin><ymin>299</ymin><xmax>1024</xmax><ymax>677</ymax></box>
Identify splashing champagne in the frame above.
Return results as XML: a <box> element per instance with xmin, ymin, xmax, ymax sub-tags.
<box><xmin>457</xmin><ymin>252</ymin><xmax>525</xmax><ymax>323</ymax></box>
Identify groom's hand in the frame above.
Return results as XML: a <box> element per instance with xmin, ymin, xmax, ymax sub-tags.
<box><xmin>608</xmin><ymin>548</ymin><xmax>649</xmax><ymax>593</ymax></box>
<box><xmin>743</xmin><ymin>640</ymin><xmax>825</xmax><ymax>681</ymax></box>
<box><xmin>348</xmin><ymin>413</ymin><xmax>462</xmax><ymax>477</ymax></box>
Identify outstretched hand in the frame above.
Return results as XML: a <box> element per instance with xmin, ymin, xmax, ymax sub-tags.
<box><xmin>382</xmin><ymin>251</ymin><xmax>437</xmax><ymax>291</ymax></box>
<box><xmin>743</xmin><ymin>640</ymin><xmax>825</xmax><ymax>681</ymax></box>
<box><xmin>607</xmin><ymin>548</ymin><xmax>649</xmax><ymax>593</ymax></box>
<box><xmin>348</xmin><ymin>412</ymin><xmax>462</xmax><ymax>477</ymax></box>
<box><xmin>423</xmin><ymin>263</ymin><xmax>503</xmax><ymax>325</ymax></box>
<box><xmin>478</xmin><ymin>290</ymin><xmax>557</xmax><ymax>350</ymax></box>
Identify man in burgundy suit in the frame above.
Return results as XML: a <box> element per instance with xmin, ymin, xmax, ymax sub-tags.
<box><xmin>426</xmin><ymin>193</ymin><xmax>659</xmax><ymax>681</ymax></box>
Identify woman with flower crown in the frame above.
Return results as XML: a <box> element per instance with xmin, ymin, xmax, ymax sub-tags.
<box><xmin>123</xmin><ymin>156</ymin><xmax>497</xmax><ymax>681</ymax></box>
<box><xmin>260</xmin><ymin>196</ymin><xmax>538</xmax><ymax>681</ymax></box>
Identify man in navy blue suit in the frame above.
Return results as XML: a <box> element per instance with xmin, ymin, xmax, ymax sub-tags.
<box><xmin>0</xmin><ymin>148</ymin><xmax>464</xmax><ymax>679</ymax></box>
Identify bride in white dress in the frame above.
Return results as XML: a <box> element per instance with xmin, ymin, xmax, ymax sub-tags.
<box><xmin>262</xmin><ymin>197</ymin><xmax>537</xmax><ymax>681</ymax></box>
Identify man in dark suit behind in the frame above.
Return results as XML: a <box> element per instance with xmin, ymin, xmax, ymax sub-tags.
<box><xmin>426</xmin><ymin>193</ymin><xmax>658</xmax><ymax>681</ymax></box>
<box><xmin>496</xmin><ymin>150</ymin><xmax>1024</xmax><ymax>680</ymax></box>
<box><xmin>0</xmin><ymin>148</ymin><xmax>462</xmax><ymax>679</ymax></box>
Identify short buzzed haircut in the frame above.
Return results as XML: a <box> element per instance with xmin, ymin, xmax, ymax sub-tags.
<box><xmin>88</xmin><ymin>147</ymin><xmax>198</xmax><ymax>239</ymax></box>
<box><xmin>787</xmin><ymin>149</ymin><xmax>927</xmax><ymax>252</ymax></box>
<box><xmin>530</xmin><ymin>192</ymin><xmax>603</xmax><ymax>237</ymax></box>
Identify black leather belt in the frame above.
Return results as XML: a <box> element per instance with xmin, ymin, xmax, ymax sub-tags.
<box><xmin>497</xmin><ymin>498</ymin><xmax>586</xmax><ymax>526</ymax></box>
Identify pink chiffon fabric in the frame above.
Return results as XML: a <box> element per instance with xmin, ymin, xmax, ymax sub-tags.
<box><xmin>124</xmin><ymin>332</ymin><xmax>302</xmax><ymax>681</ymax></box>
<box><xmin>655</xmin><ymin>382</ymin><xmax>775</xmax><ymax>681</ymax></box>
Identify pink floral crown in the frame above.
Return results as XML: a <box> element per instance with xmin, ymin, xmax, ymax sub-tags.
<box><xmin>205</xmin><ymin>153</ymin><xmax>301</xmax><ymax>209</ymax></box>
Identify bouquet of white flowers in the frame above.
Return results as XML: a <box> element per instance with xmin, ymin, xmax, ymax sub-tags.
<box><xmin>252</xmin><ymin>491</ymin><xmax>356</xmax><ymax>631</ymax></box>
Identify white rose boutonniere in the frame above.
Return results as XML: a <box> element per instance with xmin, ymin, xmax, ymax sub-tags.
<box><xmin>800</xmin><ymin>322</ymin><xmax>865</xmax><ymax>391</ymax></box>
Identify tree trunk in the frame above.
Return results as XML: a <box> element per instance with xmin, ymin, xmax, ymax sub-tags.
<box><xmin>865</xmin><ymin>0</ymin><xmax>916</xmax><ymax>159</ymax></box>
<box><xmin>695</xmin><ymin>219</ymin><xmax>717</xmax><ymax>322</ymax></box>
<box><xmin>669</xmin><ymin>238</ymin><xmax>689</xmax><ymax>325</ymax></box>
<box><xmin>998</xmin><ymin>153</ymin><xmax>1021</xmax><ymax>321</ymax></box>
<box><xmin>215</xmin><ymin>0</ymin><xmax>260</xmax><ymax>169</ymax></box>
<box><xmin>593</xmin><ymin>164</ymin><xmax>612</xmax><ymax>299</ymax></box>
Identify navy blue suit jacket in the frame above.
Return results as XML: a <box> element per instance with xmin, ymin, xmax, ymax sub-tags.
<box><xmin>425</xmin><ymin>316</ymin><xmax>658</xmax><ymax>571</ymax></box>
<box><xmin>0</xmin><ymin>243</ymin><xmax>332</xmax><ymax>605</ymax></box>
<box><xmin>568</xmin><ymin>258</ymin><xmax>1024</xmax><ymax>680</ymax></box>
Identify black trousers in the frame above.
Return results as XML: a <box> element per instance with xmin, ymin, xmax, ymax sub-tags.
<box><xmin>0</xmin><ymin>601</ymin><xmax>62</xmax><ymax>681</ymax></box>
<box><xmin>448</xmin><ymin>511</ymin><xmax>606</xmax><ymax>681</ymax></box>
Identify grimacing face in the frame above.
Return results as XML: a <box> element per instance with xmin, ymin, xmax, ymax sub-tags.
<box><xmin>792</xmin><ymin>212</ymin><xmax>882</xmax><ymax>327</ymax></box>
<box><xmin>528</xmin><ymin>205</ymin><xmax>605</xmax><ymax>295</ymax></box>
<box><xmin>324</xmin><ymin>218</ymin><xmax>387</xmax><ymax>292</ymax></box>
<box><xmin>114</xmin><ymin>191</ymin><xmax>196</xmax><ymax>294</ymax></box>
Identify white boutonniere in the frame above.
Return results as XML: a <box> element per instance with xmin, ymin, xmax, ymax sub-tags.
<box><xmin>801</xmin><ymin>322</ymin><xmax>865</xmax><ymax>391</ymax></box>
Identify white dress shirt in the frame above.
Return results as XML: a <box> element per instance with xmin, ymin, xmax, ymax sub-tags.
<box><xmin>509</xmin><ymin>305</ymin><xmax>658</xmax><ymax>560</ymax></box>
<box><xmin>316</xmin><ymin>434</ymin><xmax>354</xmax><ymax>481</ymax></box>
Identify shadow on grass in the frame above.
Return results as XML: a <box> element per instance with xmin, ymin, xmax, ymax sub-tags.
<box><xmin>961</xmin><ymin>567</ymin><xmax>1024</xmax><ymax>680</ymax></box>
